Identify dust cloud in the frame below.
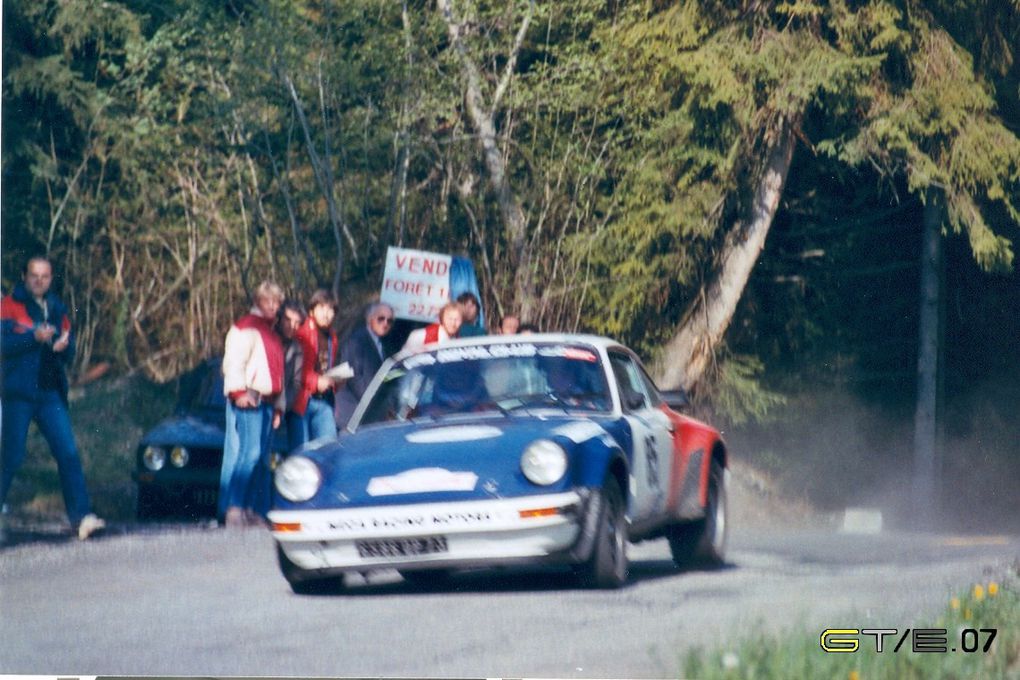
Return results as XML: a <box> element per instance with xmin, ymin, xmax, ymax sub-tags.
<box><xmin>723</xmin><ymin>382</ymin><xmax>1020</xmax><ymax>534</ymax></box>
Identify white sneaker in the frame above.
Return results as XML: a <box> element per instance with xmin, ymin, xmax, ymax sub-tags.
<box><xmin>77</xmin><ymin>514</ymin><xmax>106</xmax><ymax>540</ymax></box>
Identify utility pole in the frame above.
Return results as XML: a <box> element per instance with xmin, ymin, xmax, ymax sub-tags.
<box><xmin>912</xmin><ymin>188</ymin><xmax>942</xmax><ymax>528</ymax></box>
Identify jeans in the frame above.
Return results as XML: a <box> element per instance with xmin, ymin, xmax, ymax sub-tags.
<box><xmin>219</xmin><ymin>401</ymin><xmax>273</xmax><ymax>518</ymax></box>
<box><xmin>285</xmin><ymin>411</ymin><xmax>308</xmax><ymax>452</ymax></box>
<box><xmin>1</xmin><ymin>390</ymin><xmax>92</xmax><ymax>525</ymax></box>
<box><xmin>306</xmin><ymin>397</ymin><xmax>337</xmax><ymax>442</ymax></box>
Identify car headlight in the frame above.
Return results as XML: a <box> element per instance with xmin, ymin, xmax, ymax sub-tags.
<box><xmin>520</xmin><ymin>439</ymin><xmax>568</xmax><ymax>486</ymax></box>
<box><xmin>170</xmin><ymin>446</ymin><xmax>189</xmax><ymax>468</ymax></box>
<box><xmin>275</xmin><ymin>456</ymin><xmax>322</xmax><ymax>502</ymax></box>
<box><xmin>142</xmin><ymin>446</ymin><xmax>167</xmax><ymax>471</ymax></box>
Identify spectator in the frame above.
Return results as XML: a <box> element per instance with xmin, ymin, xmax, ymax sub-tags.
<box><xmin>335</xmin><ymin>302</ymin><xmax>394</xmax><ymax>429</ymax></box>
<box><xmin>518</xmin><ymin>323</ymin><xmax>539</xmax><ymax>334</ymax></box>
<box><xmin>220</xmin><ymin>280</ymin><xmax>285</xmax><ymax>528</ymax></box>
<box><xmin>402</xmin><ymin>303</ymin><xmax>463</xmax><ymax>352</ymax></box>
<box><xmin>295</xmin><ymin>289</ymin><xmax>341</xmax><ymax>441</ymax></box>
<box><xmin>1</xmin><ymin>256</ymin><xmax>105</xmax><ymax>540</ymax></box>
<box><xmin>456</xmin><ymin>292</ymin><xmax>486</xmax><ymax>336</ymax></box>
<box><xmin>499</xmin><ymin>314</ymin><xmax>520</xmax><ymax>335</ymax></box>
<box><xmin>276</xmin><ymin>299</ymin><xmax>307</xmax><ymax>451</ymax></box>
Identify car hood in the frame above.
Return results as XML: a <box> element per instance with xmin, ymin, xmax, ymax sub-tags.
<box><xmin>290</xmin><ymin>413</ymin><xmax>616</xmax><ymax>509</ymax></box>
<box><xmin>140</xmin><ymin>414</ymin><xmax>225</xmax><ymax>449</ymax></box>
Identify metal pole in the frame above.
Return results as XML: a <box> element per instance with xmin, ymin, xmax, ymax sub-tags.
<box><xmin>912</xmin><ymin>188</ymin><xmax>942</xmax><ymax>527</ymax></box>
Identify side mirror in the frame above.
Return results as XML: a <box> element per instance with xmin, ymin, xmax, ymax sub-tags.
<box><xmin>660</xmin><ymin>389</ymin><xmax>689</xmax><ymax>412</ymax></box>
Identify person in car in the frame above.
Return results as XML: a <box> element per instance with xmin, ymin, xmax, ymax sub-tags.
<box><xmin>542</xmin><ymin>356</ymin><xmax>608</xmax><ymax>410</ymax></box>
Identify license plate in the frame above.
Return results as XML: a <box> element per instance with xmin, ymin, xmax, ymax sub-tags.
<box><xmin>191</xmin><ymin>488</ymin><xmax>217</xmax><ymax>506</ymax></box>
<box><xmin>356</xmin><ymin>536</ymin><xmax>449</xmax><ymax>559</ymax></box>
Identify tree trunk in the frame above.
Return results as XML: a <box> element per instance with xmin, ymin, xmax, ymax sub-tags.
<box><xmin>436</xmin><ymin>0</ymin><xmax>537</xmax><ymax>319</ymax></box>
<box><xmin>653</xmin><ymin>121</ymin><xmax>796</xmax><ymax>391</ymax></box>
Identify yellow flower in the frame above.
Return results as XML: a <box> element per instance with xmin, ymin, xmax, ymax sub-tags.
<box><xmin>950</xmin><ymin>597</ymin><xmax>960</xmax><ymax>610</ymax></box>
<box><xmin>849</xmin><ymin>671</ymin><xmax>860</xmax><ymax>680</ymax></box>
<box><xmin>988</xmin><ymin>582</ymin><xmax>999</xmax><ymax>596</ymax></box>
<box><xmin>964</xmin><ymin>608</ymin><xmax>972</xmax><ymax>621</ymax></box>
<box><xmin>973</xmin><ymin>584</ymin><xmax>985</xmax><ymax>601</ymax></box>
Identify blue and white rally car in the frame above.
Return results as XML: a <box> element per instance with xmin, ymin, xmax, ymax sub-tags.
<box><xmin>268</xmin><ymin>334</ymin><xmax>728</xmax><ymax>592</ymax></box>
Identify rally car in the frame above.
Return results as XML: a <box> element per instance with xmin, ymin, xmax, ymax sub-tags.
<box><xmin>268</xmin><ymin>334</ymin><xmax>728</xmax><ymax>593</ymax></box>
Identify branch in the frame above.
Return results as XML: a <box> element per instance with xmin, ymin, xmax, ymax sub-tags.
<box><xmin>490</xmin><ymin>0</ymin><xmax>534</xmax><ymax>115</ymax></box>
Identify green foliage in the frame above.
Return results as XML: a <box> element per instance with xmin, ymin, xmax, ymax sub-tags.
<box><xmin>2</xmin><ymin>0</ymin><xmax>1018</xmax><ymax>421</ymax></box>
<box><xmin>710</xmin><ymin>354</ymin><xmax>786</xmax><ymax>425</ymax></box>
<box><xmin>682</xmin><ymin>579</ymin><xmax>1020</xmax><ymax>679</ymax></box>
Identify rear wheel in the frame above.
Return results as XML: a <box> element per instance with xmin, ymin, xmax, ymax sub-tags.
<box><xmin>277</xmin><ymin>545</ymin><xmax>345</xmax><ymax>595</ymax></box>
<box><xmin>668</xmin><ymin>460</ymin><xmax>727</xmax><ymax>568</ymax></box>
<box><xmin>576</xmin><ymin>478</ymin><xmax>628</xmax><ymax>589</ymax></box>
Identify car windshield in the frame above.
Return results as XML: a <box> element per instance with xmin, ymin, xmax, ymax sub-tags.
<box><xmin>356</xmin><ymin>342</ymin><xmax>612</xmax><ymax>427</ymax></box>
<box><xmin>177</xmin><ymin>359</ymin><xmax>227</xmax><ymax>414</ymax></box>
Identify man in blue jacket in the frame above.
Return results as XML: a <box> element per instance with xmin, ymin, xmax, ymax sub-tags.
<box><xmin>335</xmin><ymin>302</ymin><xmax>395</xmax><ymax>429</ymax></box>
<box><xmin>1</xmin><ymin>257</ymin><xmax>105</xmax><ymax>540</ymax></box>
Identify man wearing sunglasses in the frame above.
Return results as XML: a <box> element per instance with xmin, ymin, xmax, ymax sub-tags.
<box><xmin>335</xmin><ymin>302</ymin><xmax>395</xmax><ymax>429</ymax></box>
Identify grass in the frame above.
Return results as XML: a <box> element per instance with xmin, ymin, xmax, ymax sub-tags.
<box><xmin>681</xmin><ymin>578</ymin><xmax>1020</xmax><ymax>679</ymax></box>
<box><xmin>7</xmin><ymin>375</ymin><xmax>176</xmax><ymax>522</ymax></box>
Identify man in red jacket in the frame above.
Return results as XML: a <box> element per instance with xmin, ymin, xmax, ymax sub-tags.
<box><xmin>295</xmin><ymin>289</ymin><xmax>341</xmax><ymax>441</ymax></box>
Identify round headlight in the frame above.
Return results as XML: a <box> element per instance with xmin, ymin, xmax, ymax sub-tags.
<box><xmin>142</xmin><ymin>446</ymin><xmax>167</xmax><ymax>471</ymax></box>
<box><xmin>275</xmin><ymin>456</ymin><xmax>322</xmax><ymax>502</ymax></box>
<box><xmin>170</xmin><ymin>446</ymin><xmax>190</xmax><ymax>468</ymax></box>
<box><xmin>520</xmin><ymin>439</ymin><xmax>568</xmax><ymax>486</ymax></box>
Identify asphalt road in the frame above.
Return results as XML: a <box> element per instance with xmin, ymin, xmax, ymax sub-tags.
<box><xmin>1</xmin><ymin>521</ymin><xmax>1017</xmax><ymax>678</ymax></box>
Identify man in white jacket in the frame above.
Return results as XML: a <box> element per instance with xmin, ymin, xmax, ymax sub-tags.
<box><xmin>220</xmin><ymin>281</ymin><xmax>285</xmax><ymax>527</ymax></box>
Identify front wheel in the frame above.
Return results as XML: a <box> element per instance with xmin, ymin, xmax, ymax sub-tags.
<box><xmin>668</xmin><ymin>460</ymin><xmax>727</xmax><ymax>568</ymax></box>
<box><xmin>576</xmin><ymin>478</ymin><xmax>628</xmax><ymax>589</ymax></box>
<box><xmin>400</xmin><ymin>569</ymin><xmax>454</xmax><ymax>589</ymax></box>
<box><xmin>277</xmin><ymin>545</ymin><xmax>345</xmax><ymax>595</ymax></box>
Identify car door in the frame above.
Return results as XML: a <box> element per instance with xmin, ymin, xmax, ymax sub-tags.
<box><xmin>607</xmin><ymin>349</ymin><xmax>674</xmax><ymax>524</ymax></box>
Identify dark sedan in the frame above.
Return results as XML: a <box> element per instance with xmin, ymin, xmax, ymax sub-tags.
<box><xmin>133</xmin><ymin>357</ymin><xmax>287</xmax><ymax>519</ymax></box>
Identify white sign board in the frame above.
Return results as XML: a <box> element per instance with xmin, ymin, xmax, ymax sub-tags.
<box><xmin>380</xmin><ymin>246</ymin><xmax>452</xmax><ymax>322</ymax></box>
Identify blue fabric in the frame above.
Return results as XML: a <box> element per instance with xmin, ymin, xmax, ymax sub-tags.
<box><xmin>219</xmin><ymin>401</ymin><xmax>274</xmax><ymax>517</ymax></box>
<box><xmin>450</xmin><ymin>256</ymin><xmax>484</xmax><ymax>328</ymax></box>
<box><xmin>306</xmin><ymin>397</ymin><xmax>336</xmax><ymax>441</ymax></box>
<box><xmin>335</xmin><ymin>324</ymin><xmax>385</xmax><ymax>429</ymax></box>
<box><xmin>1</xmin><ymin>283</ymin><xmax>74</xmax><ymax>402</ymax></box>
<box><xmin>1</xmin><ymin>390</ymin><xmax>91</xmax><ymax>524</ymax></box>
<box><xmin>285</xmin><ymin>411</ymin><xmax>308</xmax><ymax>452</ymax></box>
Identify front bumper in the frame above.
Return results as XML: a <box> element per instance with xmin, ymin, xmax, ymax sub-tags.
<box><xmin>270</xmin><ymin>489</ymin><xmax>596</xmax><ymax>573</ymax></box>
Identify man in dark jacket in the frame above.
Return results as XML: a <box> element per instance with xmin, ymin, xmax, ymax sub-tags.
<box><xmin>335</xmin><ymin>303</ymin><xmax>395</xmax><ymax>429</ymax></box>
<box><xmin>1</xmin><ymin>257</ymin><xmax>105</xmax><ymax>539</ymax></box>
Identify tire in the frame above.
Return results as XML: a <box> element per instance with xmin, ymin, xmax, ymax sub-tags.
<box><xmin>277</xmin><ymin>545</ymin><xmax>345</xmax><ymax>595</ymax></box>
<box><xmin>400</xmin><ymin>569</ymin><xmax>453</xmax><ymax>589</ymax></box>
<box><xmin>668</xmin><ymin>460</ymin><xmax>727</xmax><ymax>568</ymax></box>
<box><xmin>576</xmin><ymin>478</ymin><xmax>628</xmax><ymax>589</ymax></box>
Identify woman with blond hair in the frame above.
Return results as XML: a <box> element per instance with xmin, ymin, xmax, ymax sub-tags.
<box><xmin>401</xmin><ymin>302</ymin><xmax>463</xmax><ymax>352</ymax></box>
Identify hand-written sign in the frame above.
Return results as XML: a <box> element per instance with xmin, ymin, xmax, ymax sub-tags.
<box><xmin>380</xmin><ymin>246</ymin><xmax>452</xmax><ymax>322</ymax></box>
